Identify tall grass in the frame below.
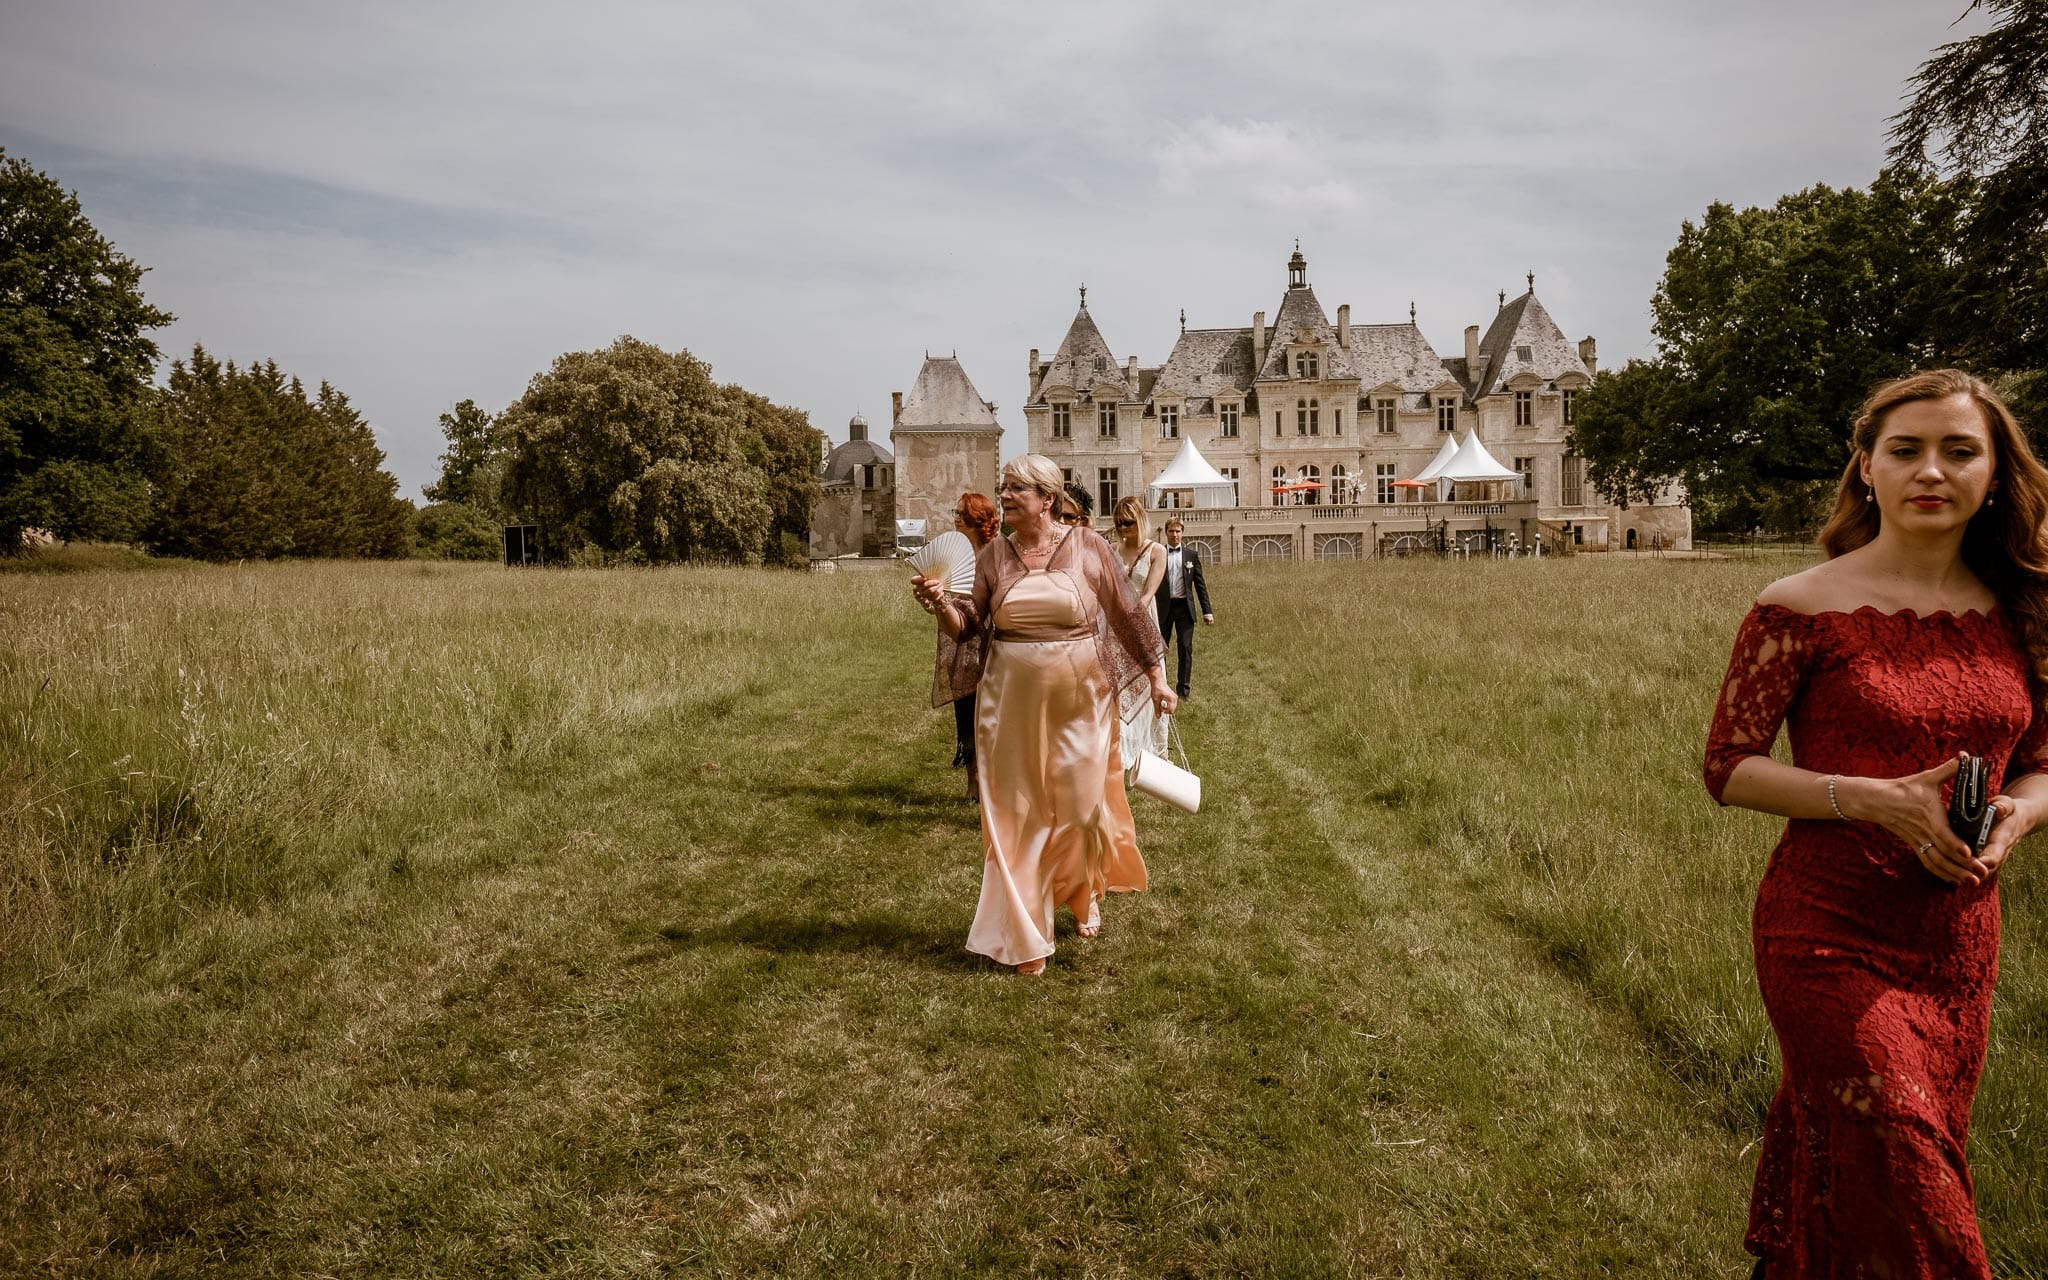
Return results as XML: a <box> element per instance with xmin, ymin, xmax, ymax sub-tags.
<box><xmin>2</xmin><ymin>556</ymin><xmax>2042</xmax><ymax>1276</ymax></box>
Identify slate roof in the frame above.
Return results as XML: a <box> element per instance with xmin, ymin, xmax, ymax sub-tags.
<box><xmin>1254</xmin><ymin>286</ymin><xmax>1367</xmax><ymax>382</ymax></box>
<box><xmin>1347</xmin><ymin>324</ymin><xmax>1456</xmax><ymax>396</ymax></box>
<box><xmin>1032</xmin><ymin>304</ymin><xmax>1129</xmax><ymax>403</ymax></box>
<box><xmin>1466</xmin><ymin>290</ymin><xmax>1591</xmax><ymax>399</ymax></box>
<box><xmin>1151</xmin><ymin>328</ymin><xmax>1259</xmax><ymax>403</ymax></box>
<box><xmin>896</xmin><ymin>356</ymin><xmax>1001</xmax><ymax>432</ymax></box>
<box><xmin>821</xmin><ymin>437</ymin><xmax>893</xmax><ymax>486</ymax></box>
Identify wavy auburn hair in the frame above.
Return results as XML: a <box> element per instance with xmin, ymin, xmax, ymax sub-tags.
<box><xmin>1819</xmin><ymin>369</ymin><xmax>2048</xmax><ymax>696</ymax></box>
<box><xmin>956</xmin><ymin>492</ymin><xmax>1000</xmax><ymax>546</ymax></box>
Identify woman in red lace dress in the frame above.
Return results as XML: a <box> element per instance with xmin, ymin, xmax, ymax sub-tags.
<box><xmin>1704</xmin><ymin>370</ymin><xmax>2048</xmax><ymax>1277</ymax></box>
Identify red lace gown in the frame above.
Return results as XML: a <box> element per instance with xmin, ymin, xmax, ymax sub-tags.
<box><xmin>1704</xmin><ymin>603</ymin><xmax>2047</xmax><ymax>1278</ymax></box>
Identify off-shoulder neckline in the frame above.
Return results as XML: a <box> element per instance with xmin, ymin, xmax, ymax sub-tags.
<box><xmin>1752</xmin><ymin>600</ymin><xmax>2003</xmax><ymax>623</ymax></box>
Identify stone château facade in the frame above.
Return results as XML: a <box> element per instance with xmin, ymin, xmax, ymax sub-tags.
<box><xmin>1022</xmin><ymin>247</ymin><xmax>1691</xmax><ymax>561</ymax></box>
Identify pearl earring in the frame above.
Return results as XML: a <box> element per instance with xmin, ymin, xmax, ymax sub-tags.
<box><xmin>1866</xmin><ymin>488</ymin><xmax>1875</xmax><ymax>503</ymax></box>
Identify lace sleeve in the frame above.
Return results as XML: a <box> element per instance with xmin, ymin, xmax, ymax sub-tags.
<box><xmin>1703</xmin><ymin>603</ymin><xmax>1816</xmax><ymax>805</ymax></box>
<box><xmin>2006</xmin><ymin>702</ymin><xmax>2048</xmax><ymax>783</ymax></box>
<box><xmin>1077</xmin><ymin>530</ymin><xmax>1165</xmax><ymax>720</ymax></box>
<box><xmin>929</xmin><ymin>541</ymin><xmax>998</xmax><ymax>709</ymax></box>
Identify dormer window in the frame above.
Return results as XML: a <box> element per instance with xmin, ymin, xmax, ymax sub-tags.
<box><xmin>1093</xmin><ymin>356</ymin><xmax>1108</xmax><ymax>374</ymax></box>
<box><xmin>1515</xmin><ymin>345</ymin><xmax>1532</xmax><ymax>363</ymax></box>
<box><xmin>1376</xmin><ymin>398</ymin><xmax>1397</xmax><ymax>433</ymax></box>
<box><xmin>1437</xmin><ymin>398</ymin><xmax>1457</xmax><ymax>432</ymax></box>
<box><xmin>1098</xmin><ymin>404</ymin><xmax>1117</xmax><ymax>438</ymax></box>
<box><xmin>1294</xmin><ymin>351</ymin><xmax>1319</xmax><ymax>380</ymax></box>
<box><xmin>1562</xmin><ymin>389</ymin><xmax>1577</xmax><ymax>425</ymax></box>
<box><xmin>1051</xmin><ymin>403</ymin><xmax>1071</xmax><ymax>439</ymax></box>
<box><xmin>1159</xmin><ymin>404</ymin><xmax>1179</xmax><ymax>439</ymax></box>
<box><xmin>1515</xmin><ymin>390</ymin><xmax>1533</xmax><ymax>427</ymax></box>
<box><xmin>1219</xmin><ymin>401</ymin><xmax>1240</xmax><ymax>438</ymax></box>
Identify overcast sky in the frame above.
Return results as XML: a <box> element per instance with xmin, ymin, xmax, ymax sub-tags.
<box><xmin>0</xmin><ymin>1</ymin><xmax>1989</xmax><ymax>497</ymax></box>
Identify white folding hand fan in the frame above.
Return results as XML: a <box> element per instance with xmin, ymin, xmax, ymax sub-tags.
<box><xmin>907</xmin><ymin>530</ymin><xmax>977</xmax><ymax>597</ymax></box>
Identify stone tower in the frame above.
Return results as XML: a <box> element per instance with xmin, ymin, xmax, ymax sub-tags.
<box><xmin>890</xmin><ymin>355</ymin><xmax>1002</xmax><ymax>534</ymax></box>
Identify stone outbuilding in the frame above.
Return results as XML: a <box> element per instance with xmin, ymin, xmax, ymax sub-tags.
<box><xmin>811</xmin><ymin>412</ymin><xmax>895</xmax><ymax>559</ymax></box>
<box><xmin>891</xmin><ymin>355</ymin><xmax>1002</xmax><ymax>537</ymax></box>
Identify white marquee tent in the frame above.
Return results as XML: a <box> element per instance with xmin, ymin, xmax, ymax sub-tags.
<box><xmin>1407</xmin><ymin>434</ymin><xmax>1461</xmax><ymax>485</ymax></box>
<box><xmin>1146</xmin><ymin>438</ymin><xmax>1240</xmax><ymax>508</ymax></box>
<box><xmin>1438</xmin><ymin>431</ymin><xmax>1521</xmax><ymax>483</ymax></box>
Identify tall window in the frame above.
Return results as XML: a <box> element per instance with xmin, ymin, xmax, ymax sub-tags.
<box><xmin>1062</xmin><ymin>467</ymin><xmax>1075</xmax><ymax>488</ymax></box>
<box><xmin>1098</xmin><ymin>404</ymin><xmax>1117</xmax><ymax>438</ymax></box>
<box><xmin>1271</xmin><ymin>465</ymin><xmax>1287</xmax><ymax>506</ymax></box>
<box><xmin>1376</xmin><ymin>399</ymin><xmax>1397</xmax><ymax>433</ymax></box>
<box><xmin>1562</xmin><ymin>389</ymin><xmax>1577</xmax><ymax>425</ymax></box>
<box><xmin>1219</xmin><ymin>402</ymin><xmax>1239</xmax><ymax>437</ymax></box>
<box><xmin>1220</xmin><ymin>466</ymin><xmax>1240</xmax><ymax>506</ymax></box>
<box><xmin>1097</xmin><ymin>467</ymin><xmax>1120</xmax><ymax>513</ymax></box>
<box><xmin>1375</xmin><ymin>462</ymin><xmax>1396</xmax><ymax>504</ymax></box>
<box><xmin>1159</xmin><ymin>404</ymin><xmax>1179</xmax><ymax>438</ymax></box>
<box><xmin>1330</xmin><ymin>463</ymin><xmax>1348</xmax><ymax>504</ymax></box>
<box><xmin>1515</xmin><ymin>391</ymin><xmax>1533</xmax><ymax>427</ymax></box>
<box><xmin>1297</xmin><ymin>400</ymin><xmax>1309</xmax><ymax>435</ymax></box>
<box><xmin>1295</xmin><ymin>351</ymin><xmax>1319</xmax><ymax>379</ymax></box>
<box><xmin>1051</xmin><ymin>403</ymin><xmax>1071</xmax><ymax>439</ymax></box>
<box><xmin>1310</xmin><ymin>400</ymin><xmax>1320</xmax><ymax>435</ymax></box>
<box><xmin>1298</xmin><ymin>464</ymin><xmax>1321</xmax><ymax>506</ymax></box>
<box><xmin>1331</xmin><ymin>408</ymin><xmax>1341</xmax><ymax>436</ymax></box>
<box><xmin>1436</xmin><ymin>398</ymin><xmax>1457</xmax><ymax>433</ymax></box>
<box><xmin>1275</xmin><ymin>411</ymin><xmax>1283</xmax><ymax>437</ymax></box>
<box><xmin>1562</xmin><ymin>453</ymin><xmax>1586</xmax><ymax>506</ymax></box>
<box><xmin>1513</xmin><ymin>456</ymin><xmax>1534</xmax><ymax>496</ymax></box>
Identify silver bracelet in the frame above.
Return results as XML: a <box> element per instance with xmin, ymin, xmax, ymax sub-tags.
<box><xmin>1826</xmin><ymin>774</ymin><xmax>1847</xmax><ymax>820</ymax></box>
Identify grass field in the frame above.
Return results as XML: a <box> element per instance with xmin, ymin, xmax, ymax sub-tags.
<box><xmin>3</xmin><ymin>552</ymin><xmax>2044</xmax><ymax>1277</ymax></box>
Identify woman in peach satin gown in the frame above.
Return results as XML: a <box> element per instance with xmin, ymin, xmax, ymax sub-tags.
<box><xmin>916</xmin><ymin>455</ymin><xmax>1175</xmax><ymax>974</ymax></box>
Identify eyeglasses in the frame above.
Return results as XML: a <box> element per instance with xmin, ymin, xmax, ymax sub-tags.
<box><xmin>1113</xmin><ymin>519</ymin><xmax>1135</xmax><ymax>528</ymax></box>
<box><xmin>952</xmin><ymin>511</ymin><xmax>968</xmax><ymax>520</ymax></box>
<box><xmin>1058</xmin><ymin>513</ymin><xmax>1087</xmax><ymax>525</ymax></box>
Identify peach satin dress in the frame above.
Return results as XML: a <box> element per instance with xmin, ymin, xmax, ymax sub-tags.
<box><xmin>967</xmin><ymin>567</ymin><xmax>1147</xmax><ymax>967</ymax></box>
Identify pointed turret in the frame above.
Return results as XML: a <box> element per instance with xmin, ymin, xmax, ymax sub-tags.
<box><xmin>1031</xmin><ymin>285</ymin><xmax>1128</xmax><ymax>403</ymax></box>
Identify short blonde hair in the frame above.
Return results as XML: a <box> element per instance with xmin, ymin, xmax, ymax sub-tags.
<box><xmin>1112</xmin><ymin>495</ymin><xmax>1148</xmax><ymax>537</ymax></box>
<box><xmin>1163</xmin><ymin>516</ymin><xmax>1185</xmax><ymax>532</ymax></box>
<box><xmin>1002</xmin><ymin>454</ymin><xmax>1064</xmax><ymax>502</ymax></box>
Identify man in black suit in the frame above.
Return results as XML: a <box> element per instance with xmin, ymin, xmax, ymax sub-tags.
<box><xmin>1153</xmin><ymin>517</ymin><xmax>1214</xmax><ymax>700</ymax></box>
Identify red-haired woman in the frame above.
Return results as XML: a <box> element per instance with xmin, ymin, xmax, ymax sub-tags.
<box><xmin>937</xmin><ymin>492</ymin><xmax>1001</xmax><ymax>798</ymax></box>
<box><xmin>1703</xmin><ymin>370</ymin><xmax>2048</xmax><ymax>1277</ymax></box>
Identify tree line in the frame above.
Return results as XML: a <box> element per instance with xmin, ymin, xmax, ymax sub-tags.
<box><xmin>1571</xmin><ymin>0</ymin><xmax>2048</xmax><ymax>537</ymax></box>
<box><xmin>1</xmin><ymin>146</ymin><xmax>821</xmax><ymax>564</ymax></box>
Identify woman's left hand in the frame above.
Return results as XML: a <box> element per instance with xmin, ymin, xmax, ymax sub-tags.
<box><xmin>1978</xmin><ymin>793</ymin><xmax>2038</xmax><ymax>875</ymax></box>
<box><xmin>1151</xmin><ymin>682</ymin><xmax>1177</xmax><ymax>716</ymax></box>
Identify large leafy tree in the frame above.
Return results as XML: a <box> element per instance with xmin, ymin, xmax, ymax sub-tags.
<box><xmin>1572</xmin><ymin>170</ymin><xmax>1962</xmax><ymax>534</ymax></box>
<box><xmin>0</xmin><ymin>147</ymin><xmax>173</xmax><ymax>548</ymax></box>
<box><xmin>726</xmin><ymin>385</ymin><xmax>823</xmax><ymax>567</ymax></box>
<box><xmin>499</xmin><ymin>336</ymin><xmax>821</xmax><ymax>564</ymax></box>
<box><xmin>1889</xmin><ymin>0</ymin><xmax>2048</xmax><ymax>423</ymax></box>
<box><xmin>148</xmin><ymin>346</ymin><xmax>411</xmax><ymax>560</ymax></box>
<box><xmin>422</xmin><ymin>398</ymin><xmax>505</xmax><ymax>514</ymax></box>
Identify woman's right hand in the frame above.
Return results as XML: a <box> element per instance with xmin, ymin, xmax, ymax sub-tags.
<box><xmin>1839</xmin><ymin>755</ymin><xmax>1990</xmax><ymax>886</ymax></box>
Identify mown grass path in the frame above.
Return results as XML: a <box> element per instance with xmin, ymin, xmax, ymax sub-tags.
<box><xmin>3</xmin><ymin>557</ymin><xmax>2042</xmax><ymax>1276</ymax></box>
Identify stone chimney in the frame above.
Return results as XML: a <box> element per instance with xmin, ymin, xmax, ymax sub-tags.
<box><xmin>891</xmin><ymin>391</ymin><xmax>903</xmax><ymax>426</ymax></box>
<box><xmin>1578</xmin><ymin>336</ymin><xmax>1598</xmax><ymax>374</ymax></box>
<box><xmin>1337</xmin><ymin>304</ymin><xmax>1350</xmax><ymax>348</ymax></box>
<box><xmin>1465</xmin><ymin>325</ymin><xmax>1480</xmax><ymax>375</ymax></box>
<box><xmin>1028</xmin><ymin>348</ymin><xmax>1040</xmax><ymax>399</ymax></box>
<box><xmin>1126</xmin><ymin>355</ymin><xmax>1137</xmax><ymax>397</ymax></box>
<box><xmin>1251</xmin><ymin>310</ymin><xmax>1266</xmax><ymax>371</ymax></box>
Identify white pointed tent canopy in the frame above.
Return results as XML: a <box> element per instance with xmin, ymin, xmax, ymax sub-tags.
<box><xmin>1146</xmin><ymin>438</ymin><xmax>1240</xmax><ymax>508</ymax></box>
<box><xmin>1438</xmin><ymin>431</ymin><xmax>1520</xmax><ymax>482</ymax></box>
<box><xmin>1406</xmin><ymin>434</ymin><xmax>1462</xmax><ymax>485</ymax></box>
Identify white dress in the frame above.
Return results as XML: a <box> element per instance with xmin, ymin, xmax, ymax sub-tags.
<box><xmin>1118</xmin><ymin>544</ymin><xmax>1167</xmax><ymax>771</ymax></box>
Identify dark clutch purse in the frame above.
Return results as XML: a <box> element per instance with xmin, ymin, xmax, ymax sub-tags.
<box><xmin>1949</xmin><ymin>754</ymin><xmax>1997</xmax><ymax>850</ymax></box>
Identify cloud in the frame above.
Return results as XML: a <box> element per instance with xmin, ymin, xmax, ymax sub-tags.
<box><xmin>1153</xmin><ymin>118</ymin><xmax>1368</xmax><ymax>216</ymax></box>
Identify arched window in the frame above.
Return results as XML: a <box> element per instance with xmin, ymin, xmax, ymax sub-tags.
<box><xmin>1298</xmin><ymin>464</ymin><xmax>1320</xmax><ymax>506</ymax></box>
<box><xmin>1330</xmin><ymin>463</ymin><xmax>1348</xmax><ymax>505</ymax></box>
<box><xmin>1271</xmin><ymin>465</ymin><xmax>1288</xmax><ymax>507</ymax></box>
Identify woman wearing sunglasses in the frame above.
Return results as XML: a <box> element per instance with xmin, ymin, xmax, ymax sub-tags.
<box><xmin>1110</xmin><ymin>496</ymin><xmax>1169</xmax><ymax>773</ymax></box>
